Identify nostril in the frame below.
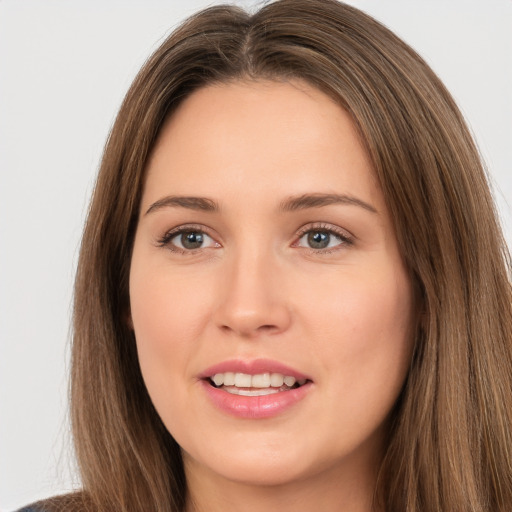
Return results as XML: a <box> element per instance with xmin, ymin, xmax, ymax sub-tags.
<box><xmin>213</xmin><ymin>287</ymin><xmax>292</xmax><ymax>337</ymax></box>
<box><xmin>258</xmin><ymin>324</ymin><xmax>278</xmax><ymax>331</ymax></box>
<box><xmin>219</xmin><ymin>323</ymin><xmax>280</xmax><ymax>337</ymax></box>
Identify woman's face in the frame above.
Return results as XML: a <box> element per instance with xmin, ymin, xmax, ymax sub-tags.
<box><xmin>129</xmin><ymin>80</ymin><xmax>414</xmax><ymax>491</ymax></box>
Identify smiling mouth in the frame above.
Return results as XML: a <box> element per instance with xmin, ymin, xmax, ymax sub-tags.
<box><xmin>207</xmin><ymin>372</ymin><xmax>309</xmax><ymax>396</ymax></box>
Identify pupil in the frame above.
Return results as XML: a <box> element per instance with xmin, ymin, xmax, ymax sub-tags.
<box><xmin>308</xmin><ymin>231</ymin><xmax>330</xmax><ymax>249</ymax></box>
<box><xmin>181</xmin><ymin>232</ymin><xmax>203</xmax><ymax>249</ymax></box>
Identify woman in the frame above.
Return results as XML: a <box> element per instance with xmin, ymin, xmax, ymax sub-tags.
<box><xmin>20</xmin><ymin>0</ymin><xmax>512</xmax><ymax>511</ymax></box>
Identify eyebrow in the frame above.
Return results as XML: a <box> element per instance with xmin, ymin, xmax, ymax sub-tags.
<box><xmin>145</xmin><ymin>192</ymin><xmax>378</xmax><ymax>216</ymax></box>
<box><xmin>279</xmin><ymin>193</ymin><xmax>378</xmax><ymax>214</ymax></box>
<box><xmin>145</xmin><ymin>196</ymin><xmax>218</xmax><ymax>215</ymax></box>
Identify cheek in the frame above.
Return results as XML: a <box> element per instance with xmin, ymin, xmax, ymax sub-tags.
<box><xmin>302</xmin><ymin>262</ymin><xmax>414</xmax><ymax>404</ymax></box>
<box><xmin>128</xmin><ymin>260</ymin><xmax>212</xmax><ymax>405</ymax></box>
<box><xmin>320</xmin><ymin>260</ymin><xmax>411</xmax><ymax>343</ymax></box>
<box><xmin>130</xmin><ymin>261</ymin><xmax>211</xmax><ymax>346</ymax></box>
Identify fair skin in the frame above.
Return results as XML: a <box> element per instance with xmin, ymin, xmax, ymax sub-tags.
<box><xmin>129</xmin><ymin>80</ymin><xmax>415</xmax><ymax>512</ymax></box>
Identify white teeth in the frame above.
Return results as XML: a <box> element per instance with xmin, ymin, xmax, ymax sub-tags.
<box><xmin>270</xmin><ymin>373</ymin><xmax>284</xmax><ymax>387</ymax></box>
<box><xmin>283</xmin><ymin>376</ymin><xmax>296</xmax><ymax>387</ymax></box>
<box><xmin>210</xmin><ymin>371</ymin><xmax>306</xmax><ymax>389</ymax></box>
<box><xmin>252</xmin><ymin>373</ymin><xmax>271</xmax><ymax>388</ymax></box>
<box><xmin>211</xmin><ymin>374</ymin><xmax>224</xmax><ymax>387</ymax></box>
<box><xmin>224</xmin><ymin>372</ymin><xmax>235</xmax><ymax>386</ymax></box>
<box><xmin>224</xmin><ymin>387</ymin><xmax>281</xmax><ymax>396</ymax></box>
<box><xmin>234</xmin><ymin>373</ymin><xmax>252</xmax><ymax>387</ymax></box>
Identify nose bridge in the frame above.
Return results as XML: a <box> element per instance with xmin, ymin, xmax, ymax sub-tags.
<box><xmin>214</xmin><ymin>240</ymin><xmax>291</xmax><ymax>337</ymax></box>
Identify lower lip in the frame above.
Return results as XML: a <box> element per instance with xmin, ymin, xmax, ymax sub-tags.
<box><xmin>200</xmin><ymin>380</ymin><xmax>312</xmax><ymax>419</ymax></box>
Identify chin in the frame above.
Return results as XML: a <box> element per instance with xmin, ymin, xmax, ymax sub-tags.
<box><xmin>182</xmin><ymin>436</ymin><xmax>342</xmax><ymax>489</ymax></box>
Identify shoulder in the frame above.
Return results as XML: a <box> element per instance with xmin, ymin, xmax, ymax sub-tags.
<box><xmin>15</xmin><ymin>503</ymin><xmax>48</xmax><ymax>512</ymax></box>
<box><xmin>14</xmin><ymin>492</ymin><xmax>93</xmax><ymax>512</ymax></box>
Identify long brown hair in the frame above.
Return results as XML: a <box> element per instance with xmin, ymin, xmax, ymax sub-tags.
<box><xmin>41</xmin><ymin>1</ymin><xmax>512</xmax><ymax>510</ymax></box>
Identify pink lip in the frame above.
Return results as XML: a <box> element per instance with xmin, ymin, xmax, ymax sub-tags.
<box><xmin>198</xmin><ymin>359</ymin><xmax>313</xmax><ymax>419</ymax></box>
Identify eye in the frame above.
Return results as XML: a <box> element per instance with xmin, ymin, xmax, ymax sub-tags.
<box><xmin>295</xmin><ymin>226</ymin><xmax>353</xmax><ymax>252</ymax></box>
<box><xmin>158</xmin><ymin>227</ymin><xmax>219</xmax><ymax>252</ymax></box>
<box><xmin>298</xmin><ymin>230</ymin><xmax>341</xmax><ymax>249</ymax></box>
<box><xmin>175</xmin><ymin>230</ymin><xmax>213</xmax><ymax>250</ymax></box>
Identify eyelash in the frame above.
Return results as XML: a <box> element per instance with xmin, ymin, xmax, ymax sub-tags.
<box><xmin>156</xmin><ymin>223</ymin><xmax>354</xmax><ymax>255</ymax></box>
<box><xmin>156</xmin><ymin>224</ymin><xmax>217</xmax><ymax>254</ymax></box>
<box><xmin>294</xmin><ymin>223</ymin><xmax>354</xmax><ymax>254</ymax></box>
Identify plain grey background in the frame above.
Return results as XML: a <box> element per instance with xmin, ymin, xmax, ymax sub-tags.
<box><xmin>1</xmin><ymin>1</ymin><xmax>511</xmax><ymax>510</ymax></box>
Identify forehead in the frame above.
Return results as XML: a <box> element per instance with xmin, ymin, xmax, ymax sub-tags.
<box><xmin>142</xmin><ymin>79</ymin><xmax>382</xmax><ymax>211</ymax></box>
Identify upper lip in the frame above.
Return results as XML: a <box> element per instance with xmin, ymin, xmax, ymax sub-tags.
<box><xmin>199</xmin><ymin>358</ymin><xmax>311</xmax><ymax>381</ymax></box>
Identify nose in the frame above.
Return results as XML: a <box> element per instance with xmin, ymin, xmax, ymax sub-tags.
<box><xmin>213</xmin><ymin>249</ymin><xmax>292</xmax><ymax>338</ymax></box>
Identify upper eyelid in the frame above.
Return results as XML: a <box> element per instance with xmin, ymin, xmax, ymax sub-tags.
<box><xmin>156</xmin><ymin>224</ymin><xmax>218</xmax><ymax>247</ymax></box>
<box><xmin>162</xmin><ymin>223</ymin><xmax>216</xmax><ymax>238</ymax></box>
<box><xmin>156</xmin><ymin>221</ymin><xmax>354</xmax><ymax>248</ymax></box>
<box><xmin>161</xmin><ymin>222</ymin><xmax>351</xmax><ymax>236</ymax></box>
<box><xmin>295</xmin><ymin>222</ymin><xmax>354</xmax><ymax>239</ymax></box>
